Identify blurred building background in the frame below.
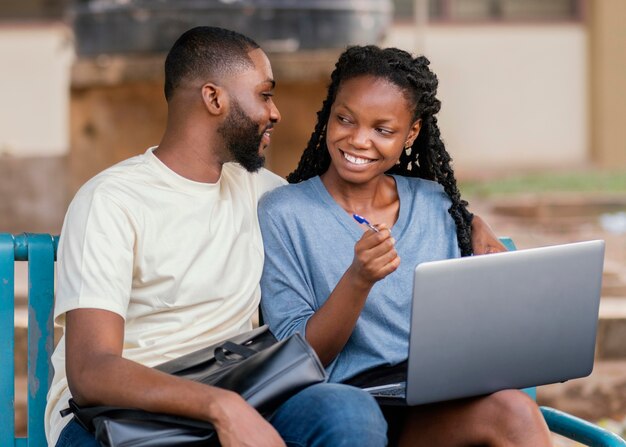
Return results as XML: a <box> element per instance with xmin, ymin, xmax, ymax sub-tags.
<box><xmin>0</xmin><ymin>0</ymin><xmax>625</xmax><ymax>234</ymax></box>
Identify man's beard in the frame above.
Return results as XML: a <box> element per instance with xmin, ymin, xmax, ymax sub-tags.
<box><xmin>218</xmin><ymin>100</ymin><xmax>267</xmax><ymax>173</ymax></box>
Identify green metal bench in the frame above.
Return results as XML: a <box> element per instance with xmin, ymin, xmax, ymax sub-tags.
<box><xmin>1</xmin><ymin>233</ymin><xmax>57</xmax><ymax>446</ymax></box>
<box><xmin>0</xmin><ymin>233</ymin><xmax>624</xmax><ymax>446</ymax></box>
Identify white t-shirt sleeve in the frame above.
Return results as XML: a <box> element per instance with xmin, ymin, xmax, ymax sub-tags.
<box><xmin>255</xmin><ymin>168</ymin><xmax>287</xmax><ymax>200</ymax></box>
<box><xmin>54</xmin><ymin>186</ymin><xmax>135</xmax><ymax>324</ymax></box>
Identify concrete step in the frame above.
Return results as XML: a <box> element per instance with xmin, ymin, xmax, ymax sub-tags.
<box><xmin>597</xmin><ymin>297</ymin><xmax>626</xmax><ymax>359</ymax></box>
<box><xmin>602</xmin><ymin>260</ymin><xmax>626</xmax><ymax>297</ymax></box>
<box><xmin>538</xmin><ymin>360</ymin><xmax>626</xmax><ymax>423</ymax></box>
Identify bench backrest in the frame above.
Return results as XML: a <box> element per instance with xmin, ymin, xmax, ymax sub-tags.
<box><xmin>0</xmin><ymin>233</ymin><xmax>58</xmax><ymax>447</ymax></box>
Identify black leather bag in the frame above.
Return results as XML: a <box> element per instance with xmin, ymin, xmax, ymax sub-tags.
<box><xmin>65</xmin><ymin>326</ymin><xmax>326</xmax><ymax>447</ymax></box>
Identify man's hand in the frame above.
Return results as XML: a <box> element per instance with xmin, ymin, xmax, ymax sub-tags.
<box><xmin>471</xmin><ymin>214</ymin><xmax>507</xmax><ymax>255</ymax></box>
<box><xmin>211</xmin><ymin>389</ymin><xmax>286</xmax><ymax>447</ymax></box>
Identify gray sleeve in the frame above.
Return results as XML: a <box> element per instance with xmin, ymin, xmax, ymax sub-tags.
<box><xmin>258</xmin><ymin>198</ymin><xmax>315</xmax><ymax>341</ymax></box>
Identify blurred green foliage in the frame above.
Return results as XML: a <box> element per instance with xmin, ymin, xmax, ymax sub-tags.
<box><xmin>460</xmin><ymin>170</ymin><xmax>626</xmax><ymax>197</ymax></box>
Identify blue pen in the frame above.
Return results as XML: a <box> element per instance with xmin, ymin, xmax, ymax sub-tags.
<box><xmin>352</xmin><ymin>214</ymin><xmax>380</xmax><ymax>233</ymax></box>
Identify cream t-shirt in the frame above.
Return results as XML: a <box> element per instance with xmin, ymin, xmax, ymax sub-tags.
<box><xmin>45</xmin><ymin>147</ymin><xmax>285</xmax><ymax>445</ymax></box>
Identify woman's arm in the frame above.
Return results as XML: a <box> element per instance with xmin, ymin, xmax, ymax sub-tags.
<box><xmin>471</xmin><ymin>214</ymin><xmax>507</xmax><ymax>254</ymax></box>
<box><xmin>259</xmin><ymin>205</ymin><xmax>398</xmax><ymax>367</ymax></box>
<box><xmin>304</xmin><ymin>224</ymin><xmax>399</xmax><ymax>365</ymax></box>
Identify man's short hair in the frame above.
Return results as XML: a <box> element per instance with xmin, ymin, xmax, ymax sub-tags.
<box><xmin>164</xmin><ymin>26</ymin><xmax>260</xmax><ymax>101</ymax></box>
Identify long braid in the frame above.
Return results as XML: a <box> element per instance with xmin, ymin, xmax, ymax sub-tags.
<box><xmin>288</xmin><ymin>46</ymin><xmax>474</xmax><ymax>256</ymax></box>
<box><xmin>423</xmin><ymin>116</ymin><xmax>474</xmax><ymax>255</ymax></box>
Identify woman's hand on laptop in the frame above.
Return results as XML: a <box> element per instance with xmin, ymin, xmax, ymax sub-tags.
<box><xmin>471</xmin><ymin>215</ymin><xmax>507</xmax><ymax>255</ymax></box>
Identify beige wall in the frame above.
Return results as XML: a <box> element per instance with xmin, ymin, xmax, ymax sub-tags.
<box><xmin>589</xmin><ymin>0</ymin><xmax>626</xmax><ymax>167</ymax></box>
<box><xmin>385</xmin><ymin>24</ymin><xmax>588</xmax><ymax>172</ymax></box>
<box><xmin>265</xmin><ymin>80</ymin><xmax>329</xmax><ymax>178</ymax></box>
<box><xmin>0</xmin><ymin>24</ymin><xmax>73</xmax><ymax>233</ymax></box>
<box><xmin>0</xmin><ymin>24</ymin><xmax>73</xmax><ymax>157</ymax></box>
<box><xmin>69</xmin><ymin>79</ymin><xmax>167</xmax><ymax>194</ymax></box>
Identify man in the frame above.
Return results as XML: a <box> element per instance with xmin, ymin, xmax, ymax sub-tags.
<box><xmin>45</xmin><ymin>27</ymin><xmax>388</xmax><ymax>447</ymax></box>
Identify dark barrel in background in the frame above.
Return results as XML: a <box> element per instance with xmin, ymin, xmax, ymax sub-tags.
<box><xmin>70</xmin><ymin>0</ymin><xmax>393</xmax><ymax>56</ymax></box>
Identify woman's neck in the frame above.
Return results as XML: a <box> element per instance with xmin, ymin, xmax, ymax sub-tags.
<box><xmin>320</xmin><ymin>170</ymin><xmax>400</xmax><ymax>225</ymax></box>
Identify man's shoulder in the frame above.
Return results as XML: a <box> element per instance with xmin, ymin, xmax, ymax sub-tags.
<box><xmin>73</xmin><ymin>152</ymin><xmax>151</xmax><ymax>203</ymax></box>
<box><xmin>223</xmin><ymin>164</ymin><xmax>286</xmax><ymax>196</ymax></box>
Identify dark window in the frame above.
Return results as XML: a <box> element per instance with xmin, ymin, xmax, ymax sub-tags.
<box><xmin>393</xmin><ymin>0</ymin><xmax>584</xmax><ymax>22</ymax></box>
<box><xmin>393</xmin><ymin>0</ymin><xmax>415</xmax><ymax>20</ymax></box>
<box><xmin>0</xmin><ymin>0</ymin><xmax>68</xmax><ymax>21</ymax></box>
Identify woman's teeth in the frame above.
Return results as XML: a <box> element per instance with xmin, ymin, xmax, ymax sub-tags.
<box><xmin>343</xmin><ymin>152</ymin><xmax>373</xmax><ymax>165</ymax></box>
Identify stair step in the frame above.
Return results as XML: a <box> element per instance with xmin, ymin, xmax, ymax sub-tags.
<box><xmin>597</xmin><ymin>297</ymin><xmax>626</xmax><ymax>359</ymax></box>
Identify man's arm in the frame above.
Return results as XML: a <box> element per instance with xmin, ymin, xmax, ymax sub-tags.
<box><xmin>65</xmin><ymin>308</ymin><xmax>285</xmax><ymax>447</ymax></box>
<box><xmin>471</xmin><ymin>214</ymin><xmax>507</xmax><ymax>255</ymax></box>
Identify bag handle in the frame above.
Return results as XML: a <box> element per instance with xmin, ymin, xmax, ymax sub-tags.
<box><xmin>155</xmin><ymin>325</ymin><xmax>271</xmax><ymax>374</ymax></box>
<box><xmin>214</xmin><ymin>341</ymin><xmax>257</xmax><ymax>363</ymax></box>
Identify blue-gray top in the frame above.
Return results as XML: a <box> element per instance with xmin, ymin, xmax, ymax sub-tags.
<box><xmin>258</xmin><ymin>175</ymin><xmax>460</xmax><ymax>383</ymax></box>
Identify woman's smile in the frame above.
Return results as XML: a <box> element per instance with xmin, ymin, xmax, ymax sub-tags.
<box><xmin>340</xmin><ymin>150</ymin><xmax>377</xmax><ymax>166</ymax></box>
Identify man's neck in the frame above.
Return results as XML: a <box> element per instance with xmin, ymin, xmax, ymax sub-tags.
<box><xmin>155</xmin><ymin>136</ymin><xmax>224</xmax><ymax>184</ymax></box>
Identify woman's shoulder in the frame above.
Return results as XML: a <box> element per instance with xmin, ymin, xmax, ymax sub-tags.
<box><xmin>397</xmin><ymin>176</ymin><xmax>454</xmax><ymax>217</ymax></box>
<box><xmin>398</xmin><ymin>175</ymin><xmax>448</xmax><ymax>198</ymax></box>
<box><xmin>259</xmin><ymin>177</ymin><xmax>321</xmax><ymax>215</ymax></box>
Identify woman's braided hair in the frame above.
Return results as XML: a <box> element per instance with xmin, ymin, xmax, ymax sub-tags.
<box><xmin>287</xmin><ymin>45</ymin><xmax>473</xmax><ymax>256</ymax></box>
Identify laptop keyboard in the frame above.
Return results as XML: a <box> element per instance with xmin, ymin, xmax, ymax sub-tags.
<box><xmin>363</xmin><ymin>382</ymin><xmax>406</xmax><ymax>398</ymax></box>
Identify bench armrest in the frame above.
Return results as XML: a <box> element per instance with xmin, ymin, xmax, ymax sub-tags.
<box><xmin>541</xmin><ymin>406</ymin><xmax>626</xmax><ymax>447</ymax></box>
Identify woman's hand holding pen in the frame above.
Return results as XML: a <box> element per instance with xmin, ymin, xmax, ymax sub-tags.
<box><xmin>348</xmin><ymin>223</ymin><xmax>400</xmax><ymax>288</ymax></box>
<box><xmin>304</xmin><ymin>218</ymin><xmax>399</xmax><ymax>365</ymax></box>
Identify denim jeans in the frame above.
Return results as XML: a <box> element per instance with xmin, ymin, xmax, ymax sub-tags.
<box><xmin>55</xmin><ymin>383</ymin><xmax>387</xmax><ymax>447</ymax></box>
<box><xmin>55</xmin><ymin>417</ymin><xmax>99</xmax><ymax>447</ymax></box>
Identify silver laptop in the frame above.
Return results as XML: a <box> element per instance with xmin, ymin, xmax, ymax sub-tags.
<box><xmin>365</xmin><ymin>240</ymin><xmax>605</xmax><ymax>405</ymax></box>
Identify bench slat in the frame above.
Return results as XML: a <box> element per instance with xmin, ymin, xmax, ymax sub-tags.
<box><xmin>0</xmin><ymin>234</ymin><xmax>16</xmax><ymax>446</ymax></box>
<box><xmin>26</xmin><ymin>235</ymin><xmax>55</xmax><ymax>446</ymax></box>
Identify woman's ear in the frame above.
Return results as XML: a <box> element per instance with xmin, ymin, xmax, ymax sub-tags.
<box><xmin>405</xmin><ymin>119</ymin><xmax>422</xmax><ymax>148</ymax></box>
<box><xmin>201</xmin><ymin>82</ymin><xmax>226</xmax><ymax>116</ymax></box>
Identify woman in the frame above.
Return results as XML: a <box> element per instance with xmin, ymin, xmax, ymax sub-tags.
<box><xmin>259</xmin><ymin>46</ymin><xmax>551</xmax><ymax>446</ymax></box>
